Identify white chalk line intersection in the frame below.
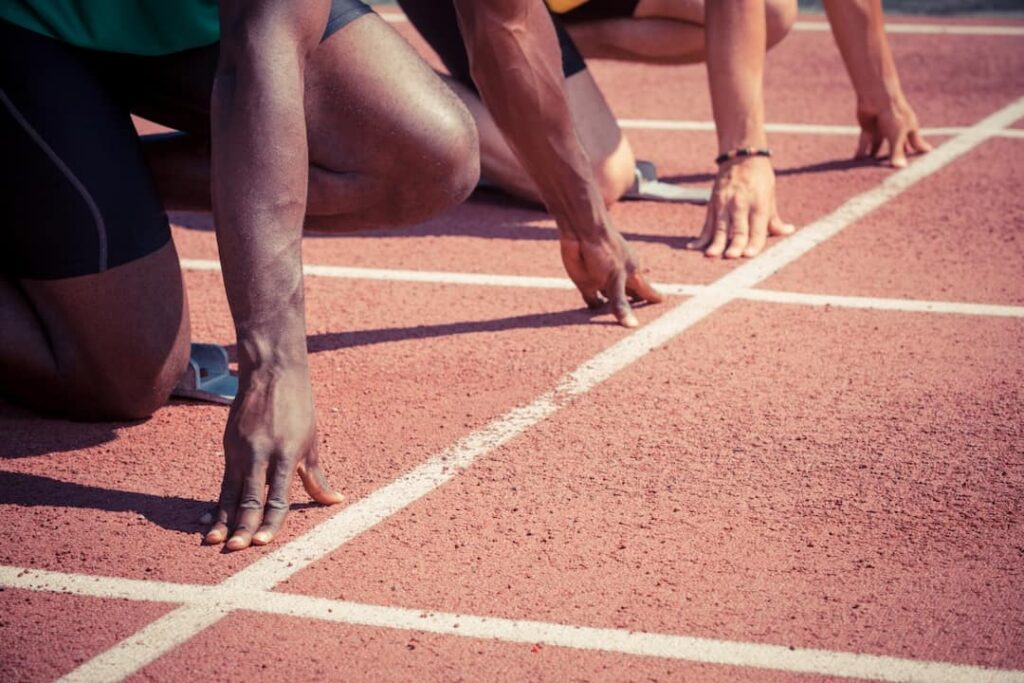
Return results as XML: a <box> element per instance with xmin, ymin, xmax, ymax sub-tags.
<box><xmin>4</xmin><ymin>566</ymin><xmax>1023</xmax><ymax>683</ymax></box>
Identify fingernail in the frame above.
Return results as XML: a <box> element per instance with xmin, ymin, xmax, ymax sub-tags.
<box><xmin>252</xmin><ymin>532</ymin><xmax>272</xmax><ymax>545</ymax></box>
<box><xmin>198</xmin><ymin>512</ymin><xmax>214</xmax><ymax>525</ymax></box>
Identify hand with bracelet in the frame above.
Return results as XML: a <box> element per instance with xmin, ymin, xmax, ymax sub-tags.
<box><xmin>690</xmin><ymin>0</ymin><xmax>794</xmax><ymax>259</ymax></box>
<box><xmin>692</xmin><ymin>147</ymin><xmax>794</xmax><ymax>258</ymax></box>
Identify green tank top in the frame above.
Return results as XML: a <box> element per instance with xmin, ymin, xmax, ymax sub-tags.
<box><xmin>0</xmin><ymin>0</ymin><xmax>220</xmax><ymax>55</ymax></box>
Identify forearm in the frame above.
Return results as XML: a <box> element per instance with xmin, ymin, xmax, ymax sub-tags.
<box><xmin>705</xmin><ymin>0</ymin><xmax>768</xmax><ymax>152</ymax></box>
<box><xmin>212</xmin><ymin>19</ymin><xmax>314</xmax><ymax>373</ymax></box>
<box><xmin>823</xmin><ymin>0</ymin><xmax>902</xmax><ymax>106</ymax></box>
<box><xmin>453</xmin><ymin>0</ymin><xmax>605</xmax><ymax>239</ymax></box>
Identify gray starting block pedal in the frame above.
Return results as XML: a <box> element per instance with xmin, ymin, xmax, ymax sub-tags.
<box><xmin>171</xmin><ymin>343</ymin><xmax>238</xmax><ymax>405</ymax></box>
<box><xmin>623</xmin><ymin>160</ymin><xmax>711</xmax><ymax>204</ymax></box>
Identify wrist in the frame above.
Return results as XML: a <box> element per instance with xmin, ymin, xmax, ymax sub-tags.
<box><xmin>236</xmin><ymin>323</ymin><xmax>308</xmax><ymax>375</ymax></box>
<box><xmin>716</xmin><ymin>116</ymin><xmax>768</xmax><ymax>153</ymax></box>
<box><xmin>715</xmin><ymin>147</ymin><xmax>771</xmax><ymax>166</ymax></box>
<box><xmin>857</xmin><ymin>79</ymin><xmax>904</xmax><ymax>113</ymax></box>
<box><xmin>550</xmin><ymin>189</ymin><xmax>610</xmax><ymax>242</ymax></box>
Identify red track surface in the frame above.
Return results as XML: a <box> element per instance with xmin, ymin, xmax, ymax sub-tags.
<box><xmin>2</xmin><ymin>9</ymin><xmax>1023</xmax><ymax>683</ymax></box>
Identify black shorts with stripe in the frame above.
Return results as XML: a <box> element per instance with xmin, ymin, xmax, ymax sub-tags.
<box><xmin>0</xmin><ymin>0</ymin><xmax>372</xmax><ymax>280</ymax></box>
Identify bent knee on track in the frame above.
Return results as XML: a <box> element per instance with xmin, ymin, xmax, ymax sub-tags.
<box><xmin>594</xmin><ymin>139</ymin><xmax>638</xmax><ymax>207</ymax></box>
<box><xmin>61</xmin><ymin>338</ymin><xmax>191</xmax><ymax>421</ymax></box>
<box><xmin>767</xmin><ymin>0</ymin><xmax>798</xmax><ymax>48</ymax></box>
<box><xmin>389</xmin><ymin>104</ymin><xmax>481</xmax><ymax>224</ymax></box>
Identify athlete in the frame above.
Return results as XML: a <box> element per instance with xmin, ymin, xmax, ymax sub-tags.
<box><xmin>0</xmin><ymin>0</ymin><xmax>659</xmax><ymax>551</ymax></box>
<box><xmin>398</xmin><ymin>0</ymin><xmax>932</xmax><ymax>259</ymax></box>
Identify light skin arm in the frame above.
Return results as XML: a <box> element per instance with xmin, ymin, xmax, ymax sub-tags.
<box><xmin>452</xmin><ymin>0</ymin><xmax>661</xmax><ymax>327</ymax></box>
<box><xmin>822</xmin><ymin>0</ymin><xmax>931</xmax><ymax>167</ymax></box>
<box><xmin>692</xmin><ymin>0</ymin><xmax>793</xmax><ymax>259</ymax></box>
<box><xmin>204</xmin><ymin>0</ymin><xmax>343</xmax><ymax>552</ymax></box>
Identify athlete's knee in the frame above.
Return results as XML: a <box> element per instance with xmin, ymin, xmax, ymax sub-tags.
<box><xmin>390</xmin><ymin>100</ymin><xmax>480</xmax><ymax>224</ymax></box>
<box><xmin>766</xmin><ymin>0</ymin><xmax>798</xmax><ymax>49</ymax></box>
<box><xmin>65</xmin><ymin>321</ymin><xmax>191</xmax><ymax>421</ymax></box>
<box><xmin>593</xmin><ymin>138</ymin><xmax>637</xmax><ymax>207</ymax></box>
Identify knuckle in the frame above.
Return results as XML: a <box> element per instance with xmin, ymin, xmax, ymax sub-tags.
<box><xmin>237</xmin><ymin>496</ymin><xmax>264</xmax><ymax>510</ymax></box>
<box><xmin>265</xmin><ymin>496</ymin><xmax>290</xmax><ymax>512</ymax></box>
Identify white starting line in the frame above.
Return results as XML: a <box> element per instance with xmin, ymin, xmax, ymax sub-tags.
<box><xmin>23</xmin><ymin>98</ymin><xmax>1024</xmax><ymax>683</ymax></box>
<box><xmin>4</xmin><ymin>566</ymin><xmax>1023</xmax><ymax>683</ymax></box>
<box><xmin>617</xmin><ymin>118</ymin><xmax>1024</xmax><ymax>140</ymax></box>
<box><xmin>794</xmin><ymin>19</ymin><xmax>1024</xmax><ymax>36</ymax></box>
<box><xmin>180</xmin><ymin>258</ymin><xmax>1024</xmax><ymax>320</ymax></box>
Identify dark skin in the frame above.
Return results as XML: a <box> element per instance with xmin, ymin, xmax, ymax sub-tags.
<box><xmin>454</xmin><ymin>0</ymin><xmax>662</xmax><ymax>327</ymax></box>
<box><xmin>199</xmin><ymin>0</ymin><xmax>661</xmax><ymax>551</ymax></box>
<box><xmin>0</xmin><ymin>3</ymin><xmax>478</xmax><ymax>547</ymax></box>
<box><xmin>201</xmin><ymin>0</ymin><xmax>331</xmax><ymax>550</ymax></box>
<box><xmin>0</xmin><ymin>243</ymin><xmax>190</xmax><ymax>421</ymax></box>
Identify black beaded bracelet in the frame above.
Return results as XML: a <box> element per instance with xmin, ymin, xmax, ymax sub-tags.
<box><xmin>714</xmin><ymin>147</ymin><xmax>772</xmax><ymax>165</ymax></box>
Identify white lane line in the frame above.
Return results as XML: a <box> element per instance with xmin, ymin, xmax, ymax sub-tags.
<box><xmin>738</xmin><ymin>289</ymin><xmax>1024</xmax><ymax>318</ymax></box>
<box><xmin>58</xmin><ymin>606</ymin><xmax>229</xmax><ymax>683</ymax></box>
<box><xmin>181</xmin><ymin>258</ymin><xmax>581</xmax><ymax>291</ymax></box>
<box><xmin>794</xmin><ymin>20</ymin><xmax>1024</xmax><ymax>36</ymax></box>
<box><xmin>180</xmin><ymin>259</ymin><xmax>1024</xmax><ymax>319</ymax></box>
<box><xmin>66</xmin><ymin>96</ymin><xmax>1024</xmax><ymax>682</ymax></box>
<box><xmin>6</xmin><ymin>567</ymin><xmax>1024</xmax><ymax>683</ymax></box>
<box><xmin>376</xmin><ymin>9</ymin><xmax>1024</xmax><ymax>36</ymax></box>
<box><xmin>616</xmin><ymin>119</ymin><xmax>1024</xmax><ymax>139</ymax></box>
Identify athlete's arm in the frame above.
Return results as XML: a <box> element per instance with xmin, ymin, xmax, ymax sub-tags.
<box><xmin>692</xmin><ymin>0</ymin><xmax>793</xmax><ymax>259</ymax></box>
<box><xmin>822</xmin><ymin>0</ymin><xmax>932</xmax><ymax>167</ymax></box>
<box><xmin>204</xmin><ymin>0</ymin><xmax>343</xmax><ymax>552</ymax></box>
<box><xmin>452</xmin><ymin>0</ymin><xmax>660</xmax><ymax>327</ymax></box>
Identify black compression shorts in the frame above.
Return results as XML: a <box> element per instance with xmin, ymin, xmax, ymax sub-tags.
<box><xmin>558</xmin><ymin>0</ymin><xmax>641</xmax><ymax>23</ymax></box>
<box><xmin>0</xmin><ymin>0</ymin><xmax>372</xmax><ymax>280</ymax></box>
<box><xmin>395</xmin><ymin>0</ymin><xmax>588</xmax><ymax>90</ymax></box>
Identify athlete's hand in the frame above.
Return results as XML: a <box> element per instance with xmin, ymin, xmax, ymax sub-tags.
<box><xmin>560</xmin><ymin>225</ymin><xmax>663</xmax><ymax>328</ymax></box>
<box><xmin>691</xmin><ymin>155</ymin><xmax>794</xmax><ymax>259</ymax></box>
<box><xmin>204</xmin><ymin>363</ymin><xmax>343</xmax><ymax>551</ymax></box>
<box><xmin>855</xmin><ymin>95</ymin><xmax>932</xmax><ymax>168</ymax></box>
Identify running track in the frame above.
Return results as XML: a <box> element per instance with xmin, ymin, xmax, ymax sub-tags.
<box><xmin>1</xmin><ymin>9</ymin><xmax>1023</xmax><ymax>683</ymax></box>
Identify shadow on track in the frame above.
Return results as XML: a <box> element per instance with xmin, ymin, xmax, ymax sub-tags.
<box><xmin>169</xmin><ymin>189</ymin><xmax>697</xmax><ymax>249</ymax></box>
<box><xmin>659</xmin><ymin>156</ymin><xmax>881</xmax><ymax>185</ymax></box>
<box><xmin>0</xmin><ymin>470</ymin><xmax>318</xmax><ymax>534</ymax></box>
<box><xmin>0</xmin><ymin>401</ymin><xmax>121</xmax><ymax>458</ymax></box>
<box><xmin>0</xmin><ymin>470</ymin><xmax>206</xmax><ymax>533</ymax></box>
<box><xmin>305</xmin><ymin>305</ymin><xmax>637</xmax><ymax>354</ymax></box>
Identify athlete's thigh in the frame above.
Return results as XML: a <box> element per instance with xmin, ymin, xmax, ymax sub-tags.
<box><xmin>0</xmin><ymin>21</ymin><xmax>188</xmax><ymax>415</ymax></box>
<box><xmin>14</xmin><ymin>242</ymin><xmax>190</xmax><ymax>418</ymax></box>
<box><xmin>302</xmin><ymin>12</ymin><xmax>474</xmax><ymax>176</ymax></box>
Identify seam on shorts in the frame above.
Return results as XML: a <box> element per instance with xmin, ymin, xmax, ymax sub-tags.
<box><xmin>0</xmin><ymin>88</ymin><xmax>109</xmax><ymax>273</ymax></box>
